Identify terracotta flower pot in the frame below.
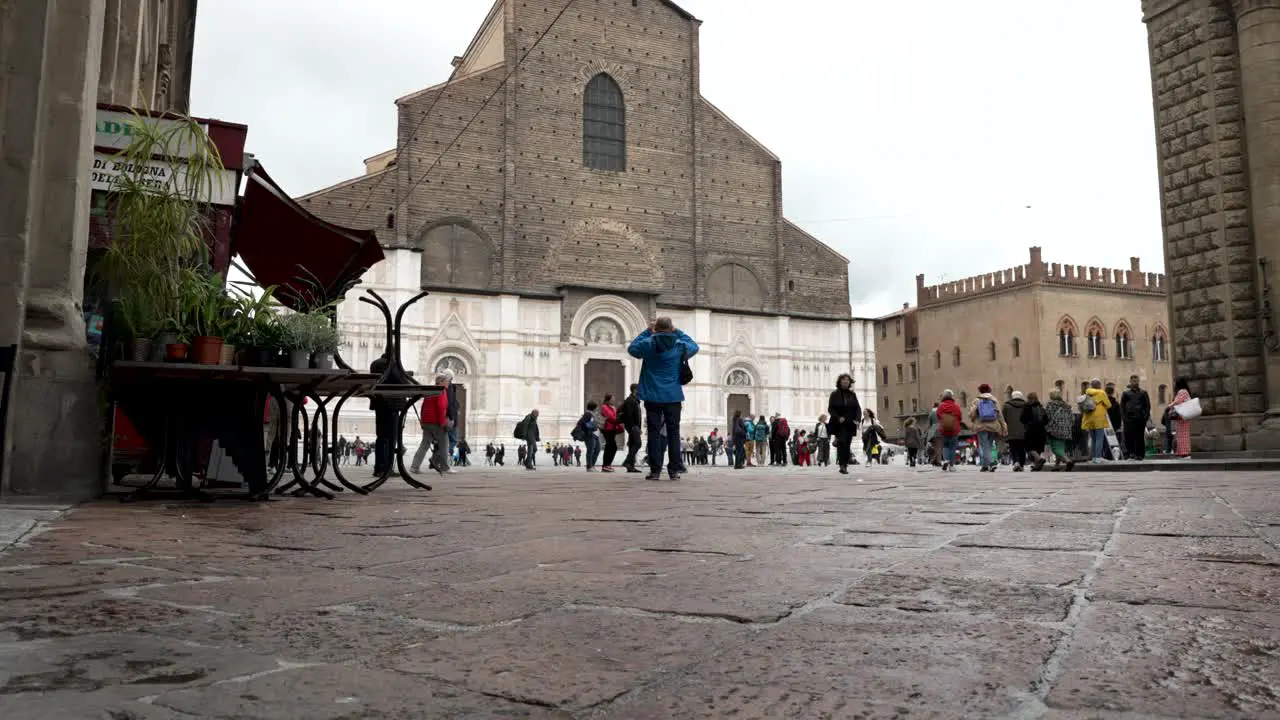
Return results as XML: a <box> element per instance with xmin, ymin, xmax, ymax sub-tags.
<box><xmin>219</xmin><ymin>343</ymin><xmax>237</xmax><ymax>366</ymax></box>
<box><xmin>191</xmin><ymin>336</ymin><xmax>224</xmax><ymax>365</ymax></box>
<box><xmin>165</xmin><ymin>343</ymin><xmax>189</xmax><ymax>362</ymax></box>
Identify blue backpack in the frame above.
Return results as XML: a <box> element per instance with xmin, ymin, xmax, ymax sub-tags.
<box><xmin>977</xmin><ymin>397</ymin><xmax>999</xmax><ymax>422</ymax></box>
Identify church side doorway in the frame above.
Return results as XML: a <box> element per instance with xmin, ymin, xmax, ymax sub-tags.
<box><xmin>727</xmin><ymin>393</ymin><xmax>751</xmax><ymax>434</ymax></box>
<box><xmin>584</xmin><ymin>359</ymin><xmax>626</xmax><ymax>411</ymax></box>
<box><xmin>453</xmin><ymin>384</ymin><xmax>468</xmax><ymax>441</ymax></box>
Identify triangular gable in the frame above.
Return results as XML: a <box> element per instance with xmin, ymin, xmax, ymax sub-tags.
<box><xmin>451</xmin><ymin>0</ymin><xmax>506</xmax><ymax>80</ymax></box>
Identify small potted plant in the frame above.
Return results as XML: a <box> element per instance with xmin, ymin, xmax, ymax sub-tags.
<box><xmin>310</xmin><ymin>314</ymin><xmax>341</xmax><ymax>370</ymax></box>
<box><xmin>278</xmin><ymin>312</ymin><xmax>315</xmax><ymax>369</ymax></box>
<box><xmin>114</xmin><ymin>288</ymin><xmax>162</xmax><ymax>362</ymax></box>
<box><xmin>164</xmin><ymin>328</ymin><xmax>190</xmax><ymax>362</ymax></box>
<box><xmin>182</xmin><ymin>271</ymin><xmax>230</xmax><ymax>366</ymax></box>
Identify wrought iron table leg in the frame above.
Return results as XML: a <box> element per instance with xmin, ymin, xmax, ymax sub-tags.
<box><xmin>330</xmin><ymin>387</ymin><xmax>371</xmax><ymax>495</ymax></box>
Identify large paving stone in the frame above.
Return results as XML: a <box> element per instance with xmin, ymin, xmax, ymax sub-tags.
<box><xmin>1108</xmin><ymin>533</ymin><xmax>1280</xmax><ymax>564</ymax></box>
<box><xmin>335</xmin><ymin>582</ymin><xmax>566</xmax><ymax>626</ymax></box>
<box><xmin>391</xmin><ymin>608</ymin><xmax>749</xmax><ymax>710</ymax></box>
<box><xmin>362</xmin><ymin>537</ymin><xmax>631</xmax><ymax>583</ymax></box>
<box><xmin>691</xmin><ymin>606</ymin><xmax>1059</xmax><ymax>717</ymax></box>
<box><xmin>0</xmin><ymin>592</ymin><xmax>191</xmax><ymax>641</ymax></box>
<box><xmin>150</xmin><ymin>662</ymin><xmax>572</xmax><ymax>719</ymax></box>
<box><xmin>0</xmin><ymin>562</ymin><xmax>199</xmax><ymax>602</ymax></box>
<box><xmin>0</xmin><ymin>632</ymin><xmax>278</xmax><ymax>699</ymax></box>
<box><xmin>1047</xmin><ymin>601</ymin><xmax>1280</xmax><ymax>718</ymax></box>
<box><xmin>1121</xmin><ymin>499</ymin><xmax>1256</xmax><ymax>537</ymax></box>
<box><xmin>1091</xmin><ymin>557</ymin><xmax>1279</xmax><ymax>611</ymax></box>
<box><xmin>893</xmin><ymin>546</ymin><xmax>1096</xmax><ymax>586</ymax></box>
<box><xmin>836</xmin><ymin>573</ymin><xmax>1074</xmax><ymax>622</ymax></box>
<box><xmin>602</xmin><ymin>679</ymin><xmax>948</xmax><ymax>719</ymax></box>
<box><xmin>128</xmin><ymin>573</ymin><xmax>426</xmax><ymax>614</ymax></box>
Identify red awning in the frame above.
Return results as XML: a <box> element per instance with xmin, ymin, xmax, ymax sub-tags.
<box><xmin>233</xmin><ymin>164</ymin><xmax>384</xmax><ymax>311</ymax></box>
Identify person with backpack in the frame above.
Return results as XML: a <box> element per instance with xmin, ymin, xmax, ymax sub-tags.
<box><xmin>753</xmin><ymin>415</ymin><xmax>769</xmax><ymax>466</ymax></box>
<box><xmin>1043</xmin><ymin>389</ymin><xmax>1076</xmax><ymax>471</ymax></box>
<box><xmin>627</xmin><ymin>317</ymin><xmax>699</xmax><ymax>481</ymax></box>
<box><xmin>827</xmin><ymin>373</ymin><xmax>863</xmax><ymax>474</ymax></box>
<box><xmin>935</xmin><ymin>390</ymin><xmax>963</xmax><ymax>471</ymax></box>
<box><xmin>903</xmin><ymin>418</ymin><xmax>921</xmax><ymax>467</ymax></box>
<box><xmin>1003</xmin><ymin>391</ymin><xmax>1029</xmax><ymax>471</ymax></box>
<box><xmin>1020</xmin><ymin>392</ymin><xmax>1048</xmax><ymax>471</ymax></box>
<box><xmin>1119</xmin><ymin>375</ymin><xmax>1151</xmax><ymax>460</ymax></box>
<box><xmin>574</xmin><ymin>401</ymin><xmax>602</xmax><ymax>471</ymax></box>
<box><xmin>514</xmin><ymin>408</ymin><xmax>541</xmax><ymax>470</ymax></box>
<box><xmin>771</xmin><ymin>415</ymin><xmax>791</xmax><ymax>466</ymax></box>
<box><xmin>967</xmin><ymin>383</ymin><xmax>1008</xmax><ymax>472</ymax></box>
<box><xmin>861</xmin><ymin>410</ymin><xmax>886</xmax><ymax>465</ymax></box>
<box><xmin>600</xmin><ymin>394</ymin><xmax>623</xmax><ymax>472</ymax></box>
<box><xmin>1080</xmin><ymin>378</ymin><xmax>1112</xmax><ymax>462</ymax></box>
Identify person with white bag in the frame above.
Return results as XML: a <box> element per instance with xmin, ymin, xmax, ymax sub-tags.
<box><xmin>1167</xmin><ymin>377</ymin><xmax>1199</xmax><ymax>458</ymax></box>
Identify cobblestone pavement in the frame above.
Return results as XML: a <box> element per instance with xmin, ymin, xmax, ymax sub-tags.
<box><xmin>1</xmin><ymin>465</ymin><xmax>1277</xmax><ymax>719</ymax></box>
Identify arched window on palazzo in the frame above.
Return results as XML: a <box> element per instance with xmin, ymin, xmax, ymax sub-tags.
<box><xmin>583</xmin><ymin>74</ymin><xmax>626</xmax><ymax>171</ymax></box>
<box><xmin>1086</xmin><ymin>318</ymin><xmax>1106</xmax><ymax>359</ymax></box>
<box><xmin>1152</xmin><ymin>325</ymin><xmax>1169</xmax><ymax>362</ymax></box>
<box><xmin>1058</xmin><ymin>316</ymin><xmax>1078</xmax><ymax>357</ymax></box>
<box><xmin>1114</xmin><ymin>321</ymin><xmax>1134</xmax><ymax>360</ymax></box>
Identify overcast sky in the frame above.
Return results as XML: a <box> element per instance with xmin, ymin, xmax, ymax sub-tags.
<box><xmin>192</xmin><ymin>0</ymin><xmax>1161</xmax><ymax>318</ymax></box>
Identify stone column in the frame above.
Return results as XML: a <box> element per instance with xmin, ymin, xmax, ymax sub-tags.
<box><xmin>0</xmin><ymin>0</ymin><xmax>53</xmax><ymax>493</ymax></box>
<box><xmin>8</xmin><ymin>0</ymin><xmax>107</xmax><ymax>498</ymax></box>
<box><xmin>1233</xmin><ymin>0</ymin><xmax>1280</xmax><ymax>429</ymax></box>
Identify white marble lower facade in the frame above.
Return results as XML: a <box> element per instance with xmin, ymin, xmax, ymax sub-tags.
<box><xmin>332</xmin><ymin>250</ymin><xmax>877</xmax><ymax>446</ymax></box>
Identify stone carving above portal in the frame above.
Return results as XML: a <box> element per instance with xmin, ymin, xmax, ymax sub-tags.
<box><xmin>434</xmin><ymin>355</ymin><xmax>469</xmax><ymax>376</ymax></box>
<box><xmin>585</xmin><ymin>317</ymin><xmax>625</xmax><ymax>346</ymax></box>
<box><xmin>726</xmin><ymin>369</ymin><xmax>753</xmax><ymax>387</ymax></box>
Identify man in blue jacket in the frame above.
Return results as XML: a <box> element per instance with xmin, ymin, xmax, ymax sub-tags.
<box><xmin>627</xmin><ymin>317</ymin><xmax>699</xmax><ymax>481</ymax></box>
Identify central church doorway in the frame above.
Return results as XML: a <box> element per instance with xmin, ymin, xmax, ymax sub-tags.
<box><xmin>584</xmin><ymin>359</ymin><xmax>626</xmax><ymax>411</ymax></box>
<box><xmin>726</xmin><ymin>393</ymin><xmax>751</xmax><ymax>434</ymax></box>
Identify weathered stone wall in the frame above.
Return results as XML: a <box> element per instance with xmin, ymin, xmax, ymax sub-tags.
<box><xmin>1143</xmin><ymin>0</ymin><xmax>1271</xmax><ymax>448</ymax></box>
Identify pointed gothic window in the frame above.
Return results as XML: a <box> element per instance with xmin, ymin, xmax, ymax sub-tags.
<box><xmin>583</xmin><ymin>74</ymin><xmax>626</xmax><ymax>171</ymax></box>
<box><xmin>1086</xmin><ymin>319</ymin><xmax>1105</xmax><ymax>358</ymax></box>
<box><xmin>1058</xmin><ymin>316</ymin><xmax>1078</xmax><ymax>357</ymax></box>
<box><xmin>1152</xmin><ymin>325</ymin><xmax>1168</xmax><ymax>362</ymax></box>
<box><xmin>1114</xmin><ymin>321</ymin><xmax>1134</xmax><ymax>360</ymax></box>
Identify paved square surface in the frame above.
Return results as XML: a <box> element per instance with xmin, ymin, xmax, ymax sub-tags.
<box><xmin>1</xmin><ymin>465</ymin><xmax>1277</xmax><ymax>719</ymax></box>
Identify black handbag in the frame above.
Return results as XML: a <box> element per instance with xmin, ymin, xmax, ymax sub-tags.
<box><xmin>679</xmin><ymin>346</ymin><xmax>693</xmax><ymax>385</ymax></box>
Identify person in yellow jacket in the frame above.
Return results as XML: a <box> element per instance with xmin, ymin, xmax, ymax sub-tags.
<box><xmin>1079</xmin><ymin>378</ymin><xmax>1112</xmax><ymax>461</ymax></box>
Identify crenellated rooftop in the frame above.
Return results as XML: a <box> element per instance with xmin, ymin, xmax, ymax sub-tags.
<box><xmin>915</xmin><ymin>246</ymin><xmax>1167</xmax><ymax>307</ymax></box>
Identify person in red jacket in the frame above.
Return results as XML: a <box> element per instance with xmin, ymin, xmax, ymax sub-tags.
<box><xmin>936</xmin><ymin>389</ymin><xmax>965</xmax><ymax>472</ymax></box>
<box><xmin>410</xmin><ymin>372</ymin><xmax>451</xmax><ymax>476</ymax></box>
<box><xmin>600</xmin><ymin>394</ymin><xmax>624</xmax><ymax>472</ymax></box>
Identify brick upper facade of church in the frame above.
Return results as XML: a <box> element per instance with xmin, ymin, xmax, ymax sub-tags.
<box><xmin>300</xmin><ymin>0</ymin><xmax>851</xmax><ymax>321</ymax></box>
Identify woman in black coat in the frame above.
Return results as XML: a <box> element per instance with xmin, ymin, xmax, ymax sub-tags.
<box><xmin>827</xmin><ymin>373</ymin><xmax>863</xmax><ymax>474</ymax></box>
<box><xmin>1020</xmin><ymin>392</ymin><xmax>1048</xmax><ymax>470</ymax></box>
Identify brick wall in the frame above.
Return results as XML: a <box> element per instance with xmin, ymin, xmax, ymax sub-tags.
<box><xmin>304</xmin><ymin>0</ymin><xmax>854</xmax><ymax>320</ymax></box>
<box><xmin>781</xmin><ymin>220</ymin><xmax>851</xmax><ymax>318</ymax></box>
<box><xmin>1146</xmin><ymin>0</ymin><xmax>1266</xmax><ymax>419</ymax></box>
<box><xmin>300</xmin><ymin>171</ymin><xmax>395</xmax><ymax>231</ymax></box>
<box><xmin>508</xmin><ymin>0</ymin><xmax>697</xmax><ymax>298</ymax></box>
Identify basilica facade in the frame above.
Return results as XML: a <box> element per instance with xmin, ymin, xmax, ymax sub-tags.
<box><xmin>302</xmin><ymin>0</ymin><xmax>875</xmax><ymax>443</ymax></box>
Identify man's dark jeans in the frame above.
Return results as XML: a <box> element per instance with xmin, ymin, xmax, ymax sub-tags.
<box><xmin>1123</xmin><ymin>420</ymin><xmax>1146</xmax><ymax>459</ymax></box>
<box><xmin>623</xmin><ymin>425</ymin><xmax>642</xmax><ymax>468</ymax></box>
<box><xmin>373</xmin><ymin>409</ymin><xmax>395</xmax><ymax>475</ymax></box>
<box><xmin>645</xmin><ymin>402</ymin><xmax>682</xmax><ymax>473</ymax></box>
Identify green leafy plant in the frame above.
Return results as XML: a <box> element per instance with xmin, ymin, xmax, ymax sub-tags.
<box><xmin>90</xmin><ymin>108</ymin><xmax>226</xmax><ymax>350</ymax></box>
<box><xmin>277</xmin><ymin>312</ymin><xmax>316</xmax><ymax>352</ymax></box>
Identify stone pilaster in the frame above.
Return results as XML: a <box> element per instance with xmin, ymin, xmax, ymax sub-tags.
<box><xmin>1232</xmin><ymin>0</ymin><xmax>1280</xmax><ymax>444</ymax></box>
<box><xmin>1143</xmin><ymin>0</ymin><xmax>1269</xmax><ymax>450</ymax></box>
<box><xmin>0</xmin><ymin>0</ymin><xmax>54</xmax><ymax>493</ymax></box>
<box><xmin>7</xmin><ymin>0</ymin><xmax>107</xmax><ymax>498</ymax></box>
